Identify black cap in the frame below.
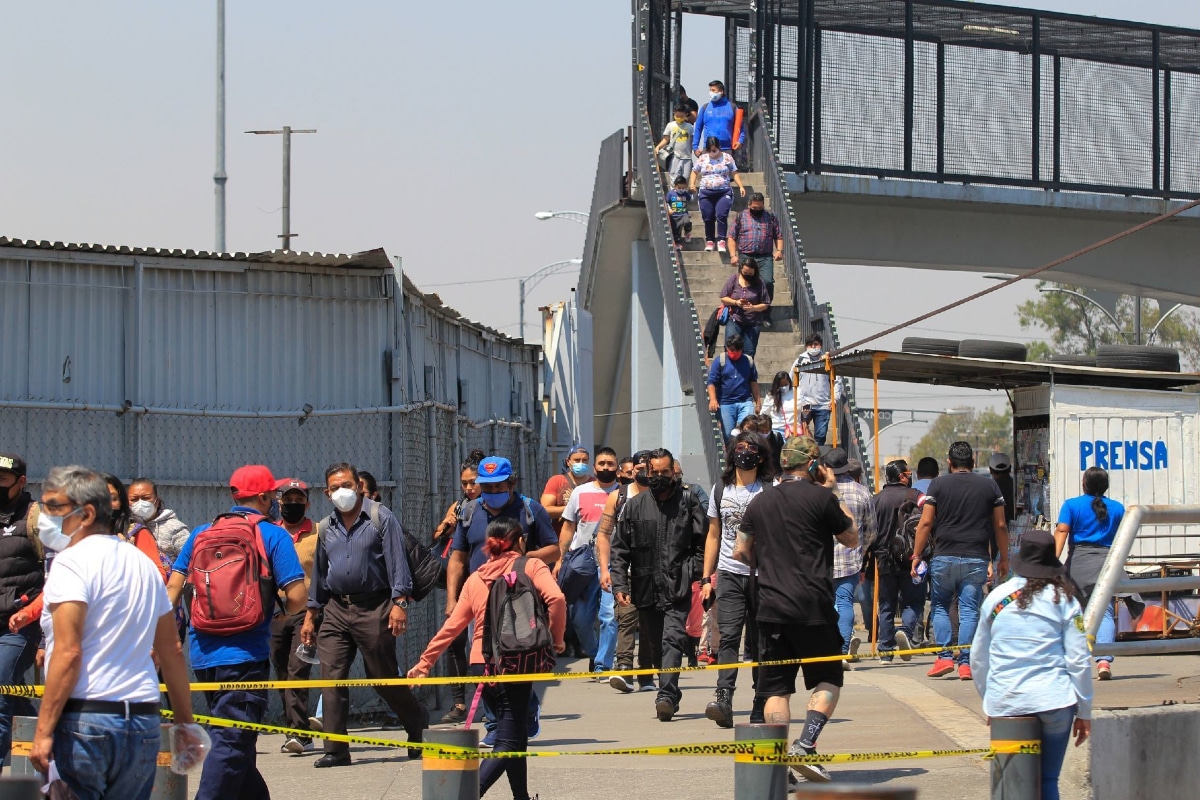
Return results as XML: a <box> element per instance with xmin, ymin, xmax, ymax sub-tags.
<box><xmin>0</xmin><ymin>454</ymin><xmax>26</xmax><ymax>478</ymax></box>
<box><xmin>822</xmin><ymin>447</ymin><xmax>852</xmax><ymax>475</ymax></box>
<box><xmin>1012</xmin><ymin>530</ymin><xmax>1065</xmax><ymax>579</ymax></box>
<box><xmin>988</xmin><ymin>452</ymin><xmax>1012</xmax><ymax>473</ymax></box>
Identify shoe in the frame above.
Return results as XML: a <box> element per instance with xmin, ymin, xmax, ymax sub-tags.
<box><xmin>406</xmin><ymin>706</ymin><xmax>430</xmax><ymax>759</ymax></box>
<box><xmin>638</xmin><ymin>681</ymin><xmax>657</xmax><ymax>692</ymax></box>
<box><xmin>705</xmin><ymin>689</ymin><xmax>734</xmax><ymax>729</ymax></box>
<box><xmin>879</xmin><ymin>655</ymin><xmax>893</xmax><ymax>666</ymax></box>
<box><xmin>848</xmin><ymin>636</ymin><xmax>862</xmax><ymax>659</ymax></box>
<box><xmin>704</xmin><ymin>241</ymin><xmax>716</xmax><ymax>252</ymax></box>
<box><xmin>717</xmin><ymin>240</ymin><xmax>728</xmax><ymax>253</ymax></box>
<box><xmin>927</xmin><ymin>658</ymin><xmax>955</xmax><ymax>678</ymax></box>
<box><xmin>313</xmin><ymin>753</ymin><xmax>352</xmax><ymax>769</ymax></box>
<box><xmin>380</xmin><ymin>715</ymin><xmax>404</xmax><ymax>731</ymax></box>
<box><xmin>610</xmin><ymin>674</ymin><xmax>635</xmax><ymax>693</ymax></box>
<box><xmin>593</xmin><ymin>669</ymin><xmax>611</xmax><ymax>682</ymax></box>
<box><xmin>684</xmin><ymin>232</ymin><xmax>692</xmax><ymax>243</ymax></box>
<box><xmin>841</xmin><ymin>659</ymin><xmax>852</xmax><ymax>671</ymax></box>
<box><xmin>527</xmin><ymin>706</ymin><xmax>541</xmax><ymax>741</ymax></box>
<box><xmin>788</xmin><ymin>739</ymin><xmax>832</xmax><ymax>783</ymax></box>
<box><xmin>441</xmin><ymin>704</ymin><xmax>467</xmax><ymax>724</ymax></box>
<box><xmin>760</xmin><ymin>318</ymin><xmax>773</xmax><ymax>330</ymax></box>
<box><xmin>958</xmin><ymin>663</ymin><xmax>973</xmax><ymax>681</ymax></box>
<box><xmin>480</xmin><ymin>728</ymin><xmax>497</xmax><ymax>749</ymax></box>
<box><xmin>283</xmin><ymin>736</ymin><xmax>314</xmax><ymax>754</ymax></box>
<box><xmin>1098</xmin><ymin>662</ymin><xmax>1112</xmax><ymax>680</ymax></box>
<box><xmin>308</xmin><ymin>716</ymin><xmax>324</xmax><ymax>733</ymax></box>
<box><xmin>895</xmin><ymin>630</ymin><xmax>913</xmax><ymax>661</ymax></box>
<box><xmin>697</xmin><ymin>651</ymin><xmax>713</xmax><ymax>665</ymax></box>
<box><xmin>655</xmin><ymin>696</ymin><xmax>678</xmax><ymax>722</ymax></box>
<box><xmin>749</xmin><ymin>696</ymin><xmax>766</xmax><ymax>725</ymax></box>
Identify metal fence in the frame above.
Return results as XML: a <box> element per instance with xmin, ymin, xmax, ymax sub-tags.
<box><xmin>719</xmin><ymin>0</ymin><xmax>1200</xmax><ymax>199</ymax></box>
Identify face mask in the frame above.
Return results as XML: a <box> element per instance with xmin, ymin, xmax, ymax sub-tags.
<box><xmin>595</xmin><ymin>468</ymin><xmax>618</xmax><ymax>484</ymax></box>
<box><xmin>0</xmin><ymin>484</ymin><xmax>18</xmax><ymax>512</ymax></box>
<box><xmin>129</xmin><ymin>500</ymin><xmax>156</xmax><ymax>522</ymax></box>
<box><xmin>733</xmin><ymin>450</ymin><xmax>761</xmax><ymax>471</ymax></box>
<box><xmin>480</xmin><ymin>491</ymin><xmax>510</xmax><ymax>509</ymax></box>
<box><xmin>634</xmin><ymin>473</ymin><xmax>650</xmax><ymax>487</ymax></box>
<box><xmin>618</xmin><ymin>475</ymin><xmax>634</xmax><ymax>486</ymax></box>
<box><xmin>727</xmin><ymin>350</ymin><xmax>743</xmax><ymax>361</ymax></box>
<box><xmin>740</xmin><ymin>270</ymin><xmax>755</xmax><ymax>280</ymax></box>
<box><xmin>330</xmin><ymin>487</ymin><xmax>358</xmax><ymax>513</ymax></box>
<box><xmin>749</xmin><ymin>207</ymin><xmax>764</xmax><ymax>217</ymax></box>
<box><xmin>280</xmin><ymin>503</ymin><xmax>307</xmax><ymax>524</ymax></box>
<box><xmin>647</xmin><ymin>475</ymin><xmax>676</xmax><ymax>495</ymax></box>
<box><xmin>569</xmin><ymin>462</ymin><xmax>591</xmax><ymax>477</ymax></box>
<box><xmin>38</xmin><ymin>507</ymin><xmax>81</xmax><ymax>552</ymax></box>
<box><xmin>709</xmin><ymin>91</ymin><xmax>721</xmax><ymax>101</ymax></box>
<box><xmin>806</xmin><ymin>347</ymin><xmax>822</xmax><ymax>357</ymax></box>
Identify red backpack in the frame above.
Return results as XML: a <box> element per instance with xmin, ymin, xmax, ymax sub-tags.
<box><xmin>187</xmin><ymin>512</ymin><xmax>275</xmax><ymax>635</ymax></box>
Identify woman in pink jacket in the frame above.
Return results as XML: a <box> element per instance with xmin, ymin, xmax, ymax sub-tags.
<box><xmin>410</xmin><ymin>518</ymin><xmax>566</xmax><ymax>800</ymax></box>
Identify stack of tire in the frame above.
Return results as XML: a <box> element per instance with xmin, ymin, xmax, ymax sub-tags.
<box><xmin>901</xmin><ymin>337</ymin><xmax>1028</xmax><ymax>361</ymax></box>
<box><xmin>900</xmin><ymin>337</ymin><xmax>1181</xmax><ymax>373</ymax></box>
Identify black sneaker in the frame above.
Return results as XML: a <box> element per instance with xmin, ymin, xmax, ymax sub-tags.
<box><xmin>704</xmin><ymin>689</ymin><xmax>734</xmax><ymax>728</ymax></box>
<box><xmin>749</xmin><ymin>695</ymin><xmax>766</xmax><ymax>725</ymax></box>
<box><xmin>440</xmin><ymin>704</ymin><xmax>467</xmax><ymax>724</ymax></box>
<box><xmin>655</xmin><ymin>696</ymin><xmax>677</xmax><ymax>722</ymax></box>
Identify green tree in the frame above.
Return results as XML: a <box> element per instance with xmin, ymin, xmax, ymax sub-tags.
<box><xmin>1017</xmin><ymin>282</ymin><xmax>1200</xmax><ymax>368</ymax></box>
<box><xmin>909</xmin><ymin>407</ymin><xmax>1013</xmax><ymax>465</ymax></box>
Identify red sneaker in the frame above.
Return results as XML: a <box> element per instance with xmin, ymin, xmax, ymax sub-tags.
<box><xmin>1097</xmin><ymin>662</ymin><xmax>1112</xmax><ymax>681</ymax></box>
<box><xmin>958</xmin><ymin>663</ymin><xmax>973</xmax><ymax>681</ymax></box>
<box><xmin>926</xmin><ymin>658</ymin><xmax>955</xmax><ymax>678</ymax></box>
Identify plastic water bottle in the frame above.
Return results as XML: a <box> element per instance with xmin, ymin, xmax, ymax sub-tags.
<box><xmin>913</xmin><ymin>560</ymin><xmax>928</xmax><ymax>584</ymax></box>
<box><xmin>295</xmin><ymin>642</ymin><xmax>320</xmax><ymax>665</ymax></box>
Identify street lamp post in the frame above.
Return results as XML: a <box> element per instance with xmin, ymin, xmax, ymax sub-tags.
<box><xmin>534</xmin><ymin>211</ymin><xmax>590</xmax><ymax>227</ymax></box>
<box><xmin>1037</xmin><ymin>287</ymin><xmax>1131</xmax><ymax>344</ymax></box>
<box><xmin>519</xmin><ymin>259</ymin><xmax>583</xmax><ymax>341</ymax></box>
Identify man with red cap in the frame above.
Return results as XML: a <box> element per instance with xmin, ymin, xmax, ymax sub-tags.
<box><xmin>167</xmin><ymin>465</ymin><xmax>308</xmax><ymax>800</ymax></box>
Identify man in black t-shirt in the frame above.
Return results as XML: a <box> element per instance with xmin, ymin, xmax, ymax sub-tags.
<box><xmin>910</xmin><ymin>442</ymin><xmax>1009</xmax><ymax>681</ymax></box>
<box><xmin>733</xmin><ymin>436</ymin><xmax>857</xmax><ymax>784</ymax></box>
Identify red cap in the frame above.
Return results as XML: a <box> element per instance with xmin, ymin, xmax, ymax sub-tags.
<box><xmin>230</xmin><ymin>465</ymin><xmax>278</xmax><ymax>499</ymax></box>
<box><xmin>276</xmin><ymin>477</ymin><xmax>308</xmax><ymax>495</ymax></box>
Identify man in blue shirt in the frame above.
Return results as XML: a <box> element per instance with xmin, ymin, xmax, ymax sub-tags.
<box><xmin>692</xmin><ymin>79</ymin><xmax>745</xmax><ymax>154</ymax></box>
<box><xmin>707</xmin><ymin>333</ymin><xmax>761</xmax><ymax>440</ymax></box>
<box><xmin>168</xmin><ymin>464</ymin><xmax>307</xmax><ymax>800</ymax></box>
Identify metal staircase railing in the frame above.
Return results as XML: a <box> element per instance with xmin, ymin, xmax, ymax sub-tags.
<box><xmin>747</xmin><ymin>100</ymin><xmax>873</xmax><ymax>486</ymax></box>
<box><xmin>633</xmin><ymin>101</ymin><xmax>725</xmax><ymax>481</ymax></box>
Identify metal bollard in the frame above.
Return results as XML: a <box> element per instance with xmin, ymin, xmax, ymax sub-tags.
<box><xmin>0</xmin><ymin>777</ymin><xmax>41</xmax><ymax>800</ymax></box>
<box><xmin>790</xmin><ymin>787</ymin><xmax>918</xmax><ymax>798</ymax></box>
<box><xmin>9</xmin><ymin>716</ymin><xmax>186</xmax><ymax>799</ymax></box>
<box><xmin>734</xmin><ymin>723</ymin><xmax>789</xmax><ymax>800</ymax></box>
<box><xmin>422</xmin><ymin>727</ymin><xmax>480</xmax><ymax>800</ymax></box>
<box><xmin>990</xmin><ymin>716</ymin><xmax>1040</xmax><ymax>799</ymax></box>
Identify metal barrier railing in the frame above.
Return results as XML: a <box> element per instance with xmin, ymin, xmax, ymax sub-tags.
<box><xmin>1084</xmin><ymin>505</ymin><xmax>1200</xmax><ymax>657</ymax></box>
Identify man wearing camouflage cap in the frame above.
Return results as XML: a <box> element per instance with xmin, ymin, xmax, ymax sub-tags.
<box><xmin>732</xmin><ymin>436</ymin><xmax>858</xmax><ymax>784</ymax></box>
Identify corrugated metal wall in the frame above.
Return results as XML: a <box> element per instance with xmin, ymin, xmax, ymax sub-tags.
<box><xmin>0</xmin><ymin>246</ymin><xmax>550</xmax><ymax>717</ymax></box>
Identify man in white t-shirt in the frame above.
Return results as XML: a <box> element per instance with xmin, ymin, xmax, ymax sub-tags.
<box><xmin>557</xmin><ymin>447</ymin><xmax>620</xmax><ymax>675</ymax></box>
<box><xmin>31</xmin><ymin>465</ymin><xmax>196</xmax><ymax>800</ymax></box>
<box><xmin>700</xmin><ymin>432</ymin><xmax>771</xmax><ymax>729</ymax></box>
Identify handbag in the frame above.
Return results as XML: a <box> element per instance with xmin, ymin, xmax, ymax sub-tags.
<box><xmin>717</xmin><ymin>304</ymin><xmax>729</xmax><ymax>324</ymax></box>
<box><xmin>557</xmin><ymin>543</ymin><xmax>598</xmax><ymax>603</ymax></box>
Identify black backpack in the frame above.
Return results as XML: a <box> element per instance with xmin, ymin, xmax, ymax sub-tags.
<box><xmin>318</xmin><ymin>502</ymin><xmax>443</xmax><ymax>602</ymax></box>
<box><xmin>885</xmin><ymin>499</ymin><xmax>927</xmax><ymax>567</ymax></box>
<box><xmin>481</xmin><ymin>557</ymin><xmax>556</xmax><ymax>675</ymax></box>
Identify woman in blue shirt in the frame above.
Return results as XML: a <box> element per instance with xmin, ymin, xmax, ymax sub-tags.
<box><xmin>1054</xmin><ymin>466</ymin><xmax>1124</xmax><ymax>680</ymax></box>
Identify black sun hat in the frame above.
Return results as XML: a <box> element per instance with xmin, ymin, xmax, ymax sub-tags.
<box><xmin>1012</xmin><ymin>530</ymin><xmax>1065</xmax><ymax>579</ymax></box>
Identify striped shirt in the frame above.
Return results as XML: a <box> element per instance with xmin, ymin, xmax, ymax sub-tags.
<box><xmin>833</xmin><ymin>476</ymin><xmax>875</xmax><ymax>579</ymax></box>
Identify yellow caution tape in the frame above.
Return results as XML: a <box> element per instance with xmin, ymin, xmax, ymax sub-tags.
<box><xmin>0</xmin><ymin>646</ymin><xmax>970</xmax><ymax>696</ymax></box>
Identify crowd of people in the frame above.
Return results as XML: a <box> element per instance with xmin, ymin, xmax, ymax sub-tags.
<box><xmin>0</xmin><ymin>385</ymin><xmax>1122</xmax><ymax>798</ymax></box>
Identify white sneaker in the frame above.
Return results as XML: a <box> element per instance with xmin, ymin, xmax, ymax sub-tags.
<box><xmin>717</xmin><ymin>240</ymin><xmax>728</xmax><ymax>253</ymax></box>
<box><xmin>848</xmin><ymin>636</ymin><xmax>862</xmax><ymax>658</ymax></box>
<box><xmin>283</xmin><ymin>736</ymin><xmax>314</xmax><ymax>754</ymax></box>
<box><xmin>704</xmin><ymin>241</ymin><xmax>716</xmax><ymax>252</ymax></box>
<box><xmin>895</xmin><ymin>630</ymin><xmax>913</xmax><ymax>661</ymax></box>
<box><xmin>610</xmin><ymin>675</ymin><xmax>635</xmax><ymax>693</ymax></box>
<box><xmin>787</xmin><ymin>740</ymin><xmax>832</xmax><ymax>784</ymax></box>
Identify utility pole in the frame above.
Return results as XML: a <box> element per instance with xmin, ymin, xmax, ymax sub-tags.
<box><xmin>245</xmin><ymin>126</ymin><xmax>316</xmax><ymax>250</ymax></box>
<box><xmin>214</xmin><ymin>0</ymin><xmax>226</xmax><ymax>252</ymax></box>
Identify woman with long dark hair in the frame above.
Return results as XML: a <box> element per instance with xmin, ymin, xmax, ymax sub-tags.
<box><xmin>410</xmin><ymin>518</ymin><xmax>566</xmax><ymax>800</ymax></box>
<box><xmin>971</xmin><ymin>530</ymin><xmax>1092</xmax><ymax>800</ymax></box>
<box><xmin>766</xmin><ymin>371</ymin><xmax>798</xmax><ymax>437</ymax></box>
<box><xmin>1053</xmin><ymin>466</ymin><xmax>1123</xmax><ymax>680</ymax></box>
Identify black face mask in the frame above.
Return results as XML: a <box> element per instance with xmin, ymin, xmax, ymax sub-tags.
<box><xmin>595</xmin><ymin>469</ymin><xmax>618</xmax><ymax>484</ymax></box>
<box><xmin>732</xmin><ymin>450</ymin><xmax>761</xmax><ymax>471</ymax></box>
<box><xmin>0</xmin><ymin>484</ymin><xmax>18</xmax><ymax>512</ymax></box>
<box><xmin>618</xmin><ymin>475</ymin><xmax>635</xmax><ymax>486</ymax></box>
<box><xmin>634</xmin><ymin>473</ymin><xmax>650</xmax><ymax>487</ymax></box>
<box><xmin>280</xmin><ymin>503</ymin><xmax>307</xmax><ymax>524</ymax></box>
<box><xmin>748</xmin><ymin>207</ymin><xmax>764</xmax><ymax>217</ymax></box>
<box><xmin>648</xmin><ymin>475</ymin><xmax>676</xmax><ymax>495</ymax></box>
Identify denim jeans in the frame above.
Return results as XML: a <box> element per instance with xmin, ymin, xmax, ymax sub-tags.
<box><xmin>715</xmin><ymin>571</ymin><xmax>759</xmax><ymax>695</ymax></box>
<box><xmin>567</xmin><ymin>573</ymin><xmax>600</xmax><ymax>661</ymax></box>
<box><xmin>1095</xmin><ymin>602</ymin><xmax>1116</xmax><ymax>664</ymax></box>
<box><xmin>930</xmin><ymin>556</ymin><xmax>989</xmax><ymax>664</ymax></box>
<box><xmin>809</xmin><ymin>407</ymin><xmax>831</xmax><ymax>445</ymax></box>
<box><xmin>1035</xmin><ymin>705</ymin><xmax>1076</xmax><ymax>800</ymax></box>
<box><xmin>719</xmin><ymin>399</ymin><xmax>757</xmax><ymax>441</ymax></box>
<box><xmin>833</xmin><ymin>575</ymin><xmax>859</xmax><ymax>654</ymax></box>
<box><xmin>0</xmin><ymin>625</ymin><xmax>39</xmax><ymax>762</ymax></box>
<box><xmin>53</xmin><ymin>711</ymin><xmax>161</xmax><ymax>800</ymax></box>
<box><xmin>194</xmin><ymin>660</ymin><xmax>271</xmax><ymax>800</ymax></box>
<box><xmin>877</xmin><ymin>571</ymin><xmax>928</xmax><ymax>652</ymax></box>
<box><xmin>724</xmin><ymin>318</ymin><xmax>761</xmax><ymax>357</ymax></box>
<box><xmin>596</xmin><ymin>578</ymin><xmax>617</xmax><ymax>671</ymax></box>
<box><xmin>471</xmin><ymin>665</ymin><xmax>533</xmax><ymax>800</ymax></box>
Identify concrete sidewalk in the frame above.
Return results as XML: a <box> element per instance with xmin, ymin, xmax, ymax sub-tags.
<box><xmin>181</xmin><ymin>652</ymin><xmax>1200</xmax><ymax>799</ymax></box>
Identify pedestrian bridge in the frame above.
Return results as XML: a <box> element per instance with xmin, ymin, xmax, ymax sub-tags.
<box><xmin>579</xmin><ymin>0</ymin><xmax>1200</xmax><ymax>486</ymax></box>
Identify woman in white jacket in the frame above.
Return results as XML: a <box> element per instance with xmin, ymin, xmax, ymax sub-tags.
<box><xmin>127</xmin><ymin>478</ymin><xmax>191</xmax><ymax>562</ymax></box>
<box><xmin>971</xmin><ymin>529</ymin><xmax>1093</xmax><ymax>800</ymax></box>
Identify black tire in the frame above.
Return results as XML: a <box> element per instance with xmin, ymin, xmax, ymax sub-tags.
<box><xmin>1046</xmin><ymin>354</ymin><xmax>1097</xmax><ymax>367</ymax></box>
<box><xmin>1095</xmin><ymin>344</ymin><xmax>1180</xmax><ymax>372</ymax></box>
<box><xmin>958</xmin><ymin>339</ymin><xmax>1028</xmax><ymax>362</ymax></box>
<box><xmin>901</xmin><ymin>337</ymin><xmax>959</xmax><ymax>356</ymax></box>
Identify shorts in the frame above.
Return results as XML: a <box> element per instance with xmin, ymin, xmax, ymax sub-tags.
<box><xmin>757</xmin><ymin>621</ymin><xmax>844</xmax><ymax>696</ymax></box>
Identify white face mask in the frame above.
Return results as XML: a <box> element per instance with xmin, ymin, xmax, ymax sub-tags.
<box><xmin>807</xmin><ymin>347</ymin><xmax>822</xmax><ymax>357</ymax></box>
<box><xmin>709</xmin><ymin>91</ymin><xmax>721</xmax><ymax>101</ymax></box>
<box><xmin>330</xmin><ymin>487</ymin><xmax>359</xmax><ymax>513</ymax></box>
<box><xmin>38</xmin><ymin>507</ymin><xmax>80</xmax><ymax>552</ymax></box>
<box><xmin>130</xmin><ymin>500</ymin><xmax>157</xmax><ymax>522</ymax></box>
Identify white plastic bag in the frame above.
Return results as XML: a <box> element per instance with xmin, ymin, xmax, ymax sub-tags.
<box><xmin>169</xmin><ymin>722</ymin><xmax>213</xmax><ymax>775</ymax></box>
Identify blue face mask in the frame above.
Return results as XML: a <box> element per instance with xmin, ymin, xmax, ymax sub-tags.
<box><xmin>480</xmin><ymin>491</ymin><xmax>510</xmax><ymax>508</ymax></box>
<box><xmin>569</xmin><ymin>462</ymin><xmax>590</xmax><ymax>477</ymax></box>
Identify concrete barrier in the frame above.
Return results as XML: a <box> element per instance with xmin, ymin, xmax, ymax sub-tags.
<box><xmin>1091</xmin><ymin>704</ymin><xmax>1200</xmax><ymax>800</ymax></box>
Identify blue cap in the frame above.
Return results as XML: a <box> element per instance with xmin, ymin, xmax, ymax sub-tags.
<box><xmin>476</xmin><ymin>456</ymin><xmax>513</xmax><ymax>484</ymax></box>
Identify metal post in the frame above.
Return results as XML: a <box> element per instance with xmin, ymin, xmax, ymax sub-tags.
<box><xmin>1134</xmin><ymin>295</ymin><xmax>1143</xmax><ymax>345</ymax></box>
<box><xmin>281</xmin><ymin>125</ymin><xmax>292</xmax><ymax>250</ymax></box>
<box><xmin>214</xmin><ymin>0</ymin><xmax>226</xmax><ymax>252</ymax></box>
<box><xmin>1031</xmin><ymin>15</ymin><xmax>1041</xmax><ymax>183</ymax></box>
<box><xmin>903</xmin><ymin>0</ymin><xmax>914</xmax><ymax>173</ymax></box>
<box><xmin>990</xmin><ymin>716</ymin><xmax>1040</xmax><ymax>799</ymax></box>
<box><xmin>518</xmin><ymin>278</ymin><xmax>526</xmax><ymax>341</ymax></box>
<box><xmin>422</xmin><ymin>727</ymin><xmax>480</xmax><ymax>800</ymax></box>
<box><xmin>0</xmin><ymin>778</ymin><xmax>40</xmax><ymax>800</ymax></box>
<box><xmin>733</xmin><ymin>723</ymin><xmax>788</xmax><ymax>800</ymax></box>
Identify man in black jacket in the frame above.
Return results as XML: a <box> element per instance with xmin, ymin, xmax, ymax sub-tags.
<box><xmin>0</xmin><ymin>453</ymin><xmax>43</xmax><ymax>765</ymax></box>
<box><xmin>868</xmin><ymin>460</ymin><xmax>926</xmax><ymax>663</ymax></box>
<box><xmin>610</xmin><ymin>448</ymin><xmax>707</xmax><ymax>722</ymax></box>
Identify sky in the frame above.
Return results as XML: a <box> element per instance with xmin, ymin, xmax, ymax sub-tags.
<box><xmin>2</xmin><ymin>0</ymin><xmax>1196</xmax><ymax>459</ymax></box>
